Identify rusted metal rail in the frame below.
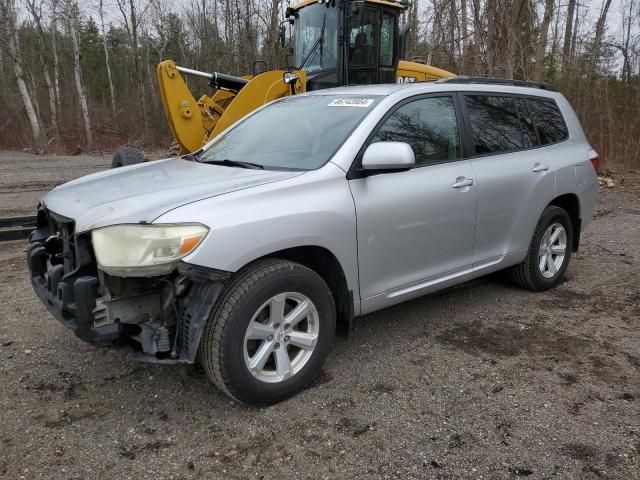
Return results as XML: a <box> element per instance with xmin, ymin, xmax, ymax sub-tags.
<box><xmin>0</xmin><ymin>215</ymin><xmax>36</xmax><ymax>242</ymax></box>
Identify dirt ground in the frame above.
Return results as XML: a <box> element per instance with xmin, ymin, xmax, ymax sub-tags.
<box><xmin>0</xmin><ymin>151</ymin><xmax>638</xmax><ymax>479</ymax></box>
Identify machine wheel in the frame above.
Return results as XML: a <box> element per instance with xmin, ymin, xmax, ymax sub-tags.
<box><xmin>200</xmin><ymin>259</ymin><xmax>336</xmax><ymax>405</ymax></box>
<box><xmin>508</xmin><ymin>206</ymin><xmax>573</xmax><ymax>291</ymax></box>
<box><xmin>111</xmin><ymin>146</ymin><xmax>145</xmax><ymax>168</ymax></box>
<box><xmin>168</xmin><ymin>141</ymin><xmax>181</xmax><ymax>157</ymax></box>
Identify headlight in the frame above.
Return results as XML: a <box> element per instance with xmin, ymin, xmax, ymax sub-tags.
<box><xmin>91</xmin><ymin>224</ymin><xmax>209</xmax><ymax>277</ymax></box>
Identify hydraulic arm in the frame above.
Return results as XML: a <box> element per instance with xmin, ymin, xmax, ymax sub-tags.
<box><xmin>157</xmin><ymin>60</ymin><xmax>306</xmax><ymax>155</ymax></box>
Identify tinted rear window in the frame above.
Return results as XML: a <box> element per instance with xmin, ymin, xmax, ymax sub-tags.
<box><xmin>525</xmin><ymin>97</ymin><xmax>568</xmax><ymax>145</ymax></box>
<box><xmin>515</xmin><ymin>97</ymin><xmax>538</xmax><ymax>149</ymax></box>
<box><xmin>464</xmin><ymin>95</ymin><xmax>523</xmax><ymax>154</ymax></box>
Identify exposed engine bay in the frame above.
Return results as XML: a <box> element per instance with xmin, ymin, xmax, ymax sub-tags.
<box><xmin>26</xmin><ymin>206</ymin><xmax>226</xmax><ymax>363</ymax></box>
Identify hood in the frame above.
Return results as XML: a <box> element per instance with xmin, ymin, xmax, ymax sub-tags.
<box><xmin>42</xmin><ymin>158</ymin><xmax>300</xmax><ymax>232</ymax></box>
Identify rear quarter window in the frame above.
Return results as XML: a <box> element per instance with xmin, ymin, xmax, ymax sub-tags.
<box><xmin>525</xmin><ymin>97</ymin><xmax>569</xmax><ymax>145</ymax></box>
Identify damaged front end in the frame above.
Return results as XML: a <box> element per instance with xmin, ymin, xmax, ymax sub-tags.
<box><xmin>26</xmin><ymin>207</ymin><xmax>226</xmax><ymax>363</ymax></box>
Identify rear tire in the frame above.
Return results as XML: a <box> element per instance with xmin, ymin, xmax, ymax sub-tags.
<box><xmin>200</xmin><ymin>259</ymin><xmax>336</xmax><ymax>405</ymax></box>
<box><xmin>508</xmin><ymin>205</ymin><xmax>573</xmax><ymax>291</ymax></box>
<box><xmin>111</xmin><ymin>146</ymin><xmax>145</xmax><ymax>168</ymax></box>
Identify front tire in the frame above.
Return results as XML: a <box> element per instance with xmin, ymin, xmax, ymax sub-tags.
<box><xmin>200</xmin><ymin>259</ymin><xmax>336</xmax><ymax>405</ymax></box>
<box><xmin>509</xmin><ymin>205</ymin><xmax>573</xmax><ymax>291</ymax></box>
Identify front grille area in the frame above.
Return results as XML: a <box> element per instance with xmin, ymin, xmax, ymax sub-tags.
<box><xmin>27</xmin><ymin>207</ymin><xmax>115</xmax><ymax>346</ymax></box>
<box><xmin>42</xmin><ymin>210</ymin><xmax>77</xmax><ymax>274</ymax></box>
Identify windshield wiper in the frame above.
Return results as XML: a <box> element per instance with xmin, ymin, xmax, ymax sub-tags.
<box><xmin>199</xmin><ymin>158</ymin><xmax>265</xmax><ymax>170</ymax></box>
<box><xmin>181</xmin><ymin>150</ymin><xmax>202</xmax><ymax>161</ymax></box>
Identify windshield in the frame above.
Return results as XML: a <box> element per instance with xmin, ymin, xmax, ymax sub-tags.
<box><xmin>199</xmin><ymin>95</ymin><xmax>381</xmax><ymax>171</ymax></box>
<box><xmin>294</xmin><ymin>4</ymin><xmax>338</xmax><ymax>73</ymax></box>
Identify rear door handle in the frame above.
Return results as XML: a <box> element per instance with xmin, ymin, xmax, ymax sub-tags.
<box><xmin>452</xmin><ymin>177</ymin><xmax>474</xmax><ymax>189</ymax></box>
<box><xmin>532</xmin><ymin>163</ymin><xmax>549</xmax><ymax>173</ymax></box>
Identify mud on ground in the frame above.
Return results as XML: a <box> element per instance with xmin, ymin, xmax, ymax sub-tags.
<box><xmin>0</xmin><ymin>152</ymin><xmax>638</xmax><ymax>479</ymax></box>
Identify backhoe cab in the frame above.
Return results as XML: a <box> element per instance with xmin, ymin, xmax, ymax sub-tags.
<box><xmin>147</xmin><ymin>0</ymin><xmax>455</xmax><ymax>159</ymax></box>
<box><xmin>290</xmin><ymin>0</ymin><xmax>452</xmax><ymax>88</ymax></box>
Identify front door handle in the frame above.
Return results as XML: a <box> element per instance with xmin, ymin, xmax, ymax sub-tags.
<box><xmin>452</xmin><ymin>177</ymin><xmax>474</xmax><ymax>189</ymax></box>
<box><xmin>532</xmin><ymin>163</ymin><xmax>549</xmax><ymax>173</ymax></box>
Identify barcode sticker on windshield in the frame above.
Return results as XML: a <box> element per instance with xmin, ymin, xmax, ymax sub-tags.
<box><xmin>328</xmin><ymin>98</ymin><xmax>374</xmax><ymax>108</ymax></box>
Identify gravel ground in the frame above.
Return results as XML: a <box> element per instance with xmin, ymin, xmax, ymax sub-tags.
<box><xmin>0</xmin><ymin>152</ymin><xmax>638</xmax><ymax>479</ymax></box>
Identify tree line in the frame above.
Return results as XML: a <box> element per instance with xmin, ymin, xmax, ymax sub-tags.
<box><xmin>0</xmin><ymin>0</ymin><xmax>638</xmax><ymax>170</ymax></box>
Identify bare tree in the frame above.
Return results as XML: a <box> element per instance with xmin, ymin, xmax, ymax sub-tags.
<box><xmin>50</xmin><ymin>0</ymin><xmax>61</xmax><ymax>112</ymax></box>
<box><xmin>562</xmin><ymin>0</ymin><xmax>576</xmax><ymax>71</ymax></box>
<box><xmin>99</xmin><ymin>0</ymin><xmax>117</xmax><ymax>115</ymax></box>
<box><xmin>485</xmin><ymin>0</ymin><xmax>497</xmax><ymax>73</ymax></box>
<box><xmin>115</xmin><ymin>0</ymin><xmax>152</xmax><ymax>136</ymax></box>
<box><xmin>23</xmin><ymin>0</ymin><xmax>59</xmax><ymax>140</ymax></box>
<box><xmin>63</xmin><ymin>0</ymin><xmax>92</xmax><ymax>147</ymax></box>
<box><xmin>1</xmin><ymin>0</ymin><xmax>45</xmax><ymax>151</ymax></box>
<box><xmin>505</xmin><ymin>0</ymin><xmax>526</xmax><ymax>79</ymax></box>
<box><xmin>534</xmin><ymin>0</ymin><xmax>554</xmax><ymax>81</ymax></box>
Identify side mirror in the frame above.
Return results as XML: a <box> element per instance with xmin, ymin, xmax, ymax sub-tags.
<box><xmin>361</xmin><ymin>142</ymin><xmax>415</xmax><ymax>171</ymax></box>
<box><xmin>278</xmin><ymin>25</ymin><xmax>286</xmax><ymax>48</ymax></box>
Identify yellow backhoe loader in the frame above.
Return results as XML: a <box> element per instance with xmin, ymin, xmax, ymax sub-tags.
<box><xmin>112</xmin><ymin>0</ymin><xmax>455</xmax><ymax>167</ymax></box>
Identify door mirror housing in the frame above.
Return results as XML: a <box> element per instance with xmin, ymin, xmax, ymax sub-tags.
<box><xmin>361</xmin><ymin>142</ymin><xmax>415</xmax><ymax>171</ymax></box>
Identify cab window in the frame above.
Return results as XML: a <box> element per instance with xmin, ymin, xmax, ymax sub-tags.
<box><xmin>379</xmin><ymin>13</ymin><xmax>395</xmax><ymax>66</ymax></box>
<box><xmin>349</xmin><ymin>10</ymin><xmax>377</xmax><ymax>66</ymax></box>
<box><xmin>293</xmin><ymin>3</ymin><xmax>338</xmax><ymax>73</ymax></box>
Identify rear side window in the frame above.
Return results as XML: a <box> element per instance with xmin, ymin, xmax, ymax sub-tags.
<box><xmin>525</xmin><ymin>97</ymin><xmax>568</xmax><ymax>145</ymax></box>
<box><xmin>515</xmin><ymin>97</ymin><xmax>538</xmax><ymax>149</ymax></box>
<box><xmin>464</xmin><ymin>95</ymin><xmax>523</xmax><ymax>154</ymax></box>
<box><xmin>371</xmin><ymin>96</ymin><xmax>461</xmax><ymax>166</ymax></box>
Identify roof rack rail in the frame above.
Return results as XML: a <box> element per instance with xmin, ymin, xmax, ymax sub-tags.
<box><xmin>436</xmin><ymin>76</ymin><xmax>556</xmax><ymax>91</ymax></box>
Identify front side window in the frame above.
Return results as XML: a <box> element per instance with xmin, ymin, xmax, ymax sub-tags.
<box><xmin>465</xmin><ymin>95</ymin><xmax>523</xmax><ymax>154</ymax></box>
<box><xmin>294</xmin><ymin>4</ymin><xmax>338</xmax><ymax>73</ymax></box>
<box><xmin>525</xmin><ymin>97</ymin><xmax>569</xmax><ymax>145</ymax></box>
<box><xmin>379</xmin><ymin>13</ymin><xmax>395</xmax><ymax>66</ymax></box>
<box><xmin>199</xmin><ymin>95</ymin><xmax>380</xmax><ymax>171</ymax></box>
<box><xmin>372</xmin><ymin>96</ymin><xmax>461</xmax><ymax>166</ymax></box>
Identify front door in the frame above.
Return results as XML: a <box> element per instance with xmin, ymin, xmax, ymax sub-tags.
<box><xmin>348</xmin><ymin>95</ymin><xmax>478</xmax><ymax>308</ymax></box>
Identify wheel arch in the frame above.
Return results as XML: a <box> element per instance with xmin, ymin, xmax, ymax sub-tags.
<box><xmin>251</xmin><ymin>245</ymin><xmax>354</xmax><ymax>337</ymax></box>
<box><xmin>549</xmin><ymin>193</ymin><xmax>581</xmax><ymax>252</ymax></box>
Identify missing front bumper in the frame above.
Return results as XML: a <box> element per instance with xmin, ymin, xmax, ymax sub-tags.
<box><xmin>27</xmin><ymin>209</ymin><xmax>227</xmax><ymax>364</ymax></box>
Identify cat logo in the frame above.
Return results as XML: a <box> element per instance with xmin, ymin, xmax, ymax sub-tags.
<box><xmin>397</xmin><ymin>76</ymin><xmax>417</xmax><ymax>83</ymax></box>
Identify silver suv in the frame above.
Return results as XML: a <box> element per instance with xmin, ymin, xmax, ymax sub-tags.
<box><xmin>27</xmin><ymin>80</ymin><xmax>598</xmax><ymax>405</ymax></box>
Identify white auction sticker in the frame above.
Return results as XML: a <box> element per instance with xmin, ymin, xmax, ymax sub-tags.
<box><xmin>328</xmin><ymin>98</ymin><xmax>374</xmax><ymax>107</ymax></box>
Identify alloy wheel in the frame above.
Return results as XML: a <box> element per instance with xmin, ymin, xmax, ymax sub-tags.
<box><xmin>538</xmin><ymin>222</ymin><xmax>567</xmax><ymax>278</ymax></box>
<box><xmin>243</xmin><ymin>292</ymin><xmax>320</xmax><ymax>383</ymax></box>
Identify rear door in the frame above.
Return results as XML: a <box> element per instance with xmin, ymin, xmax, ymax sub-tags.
<box><xmin>349</xmin><ymin>95</ymin><xmax>477</xmax><ymax>305</ymax></box>
<box><xmin>460</xmin><ymin>93</ymin><xmax>556</xmax><ymax>265</ymax></box>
